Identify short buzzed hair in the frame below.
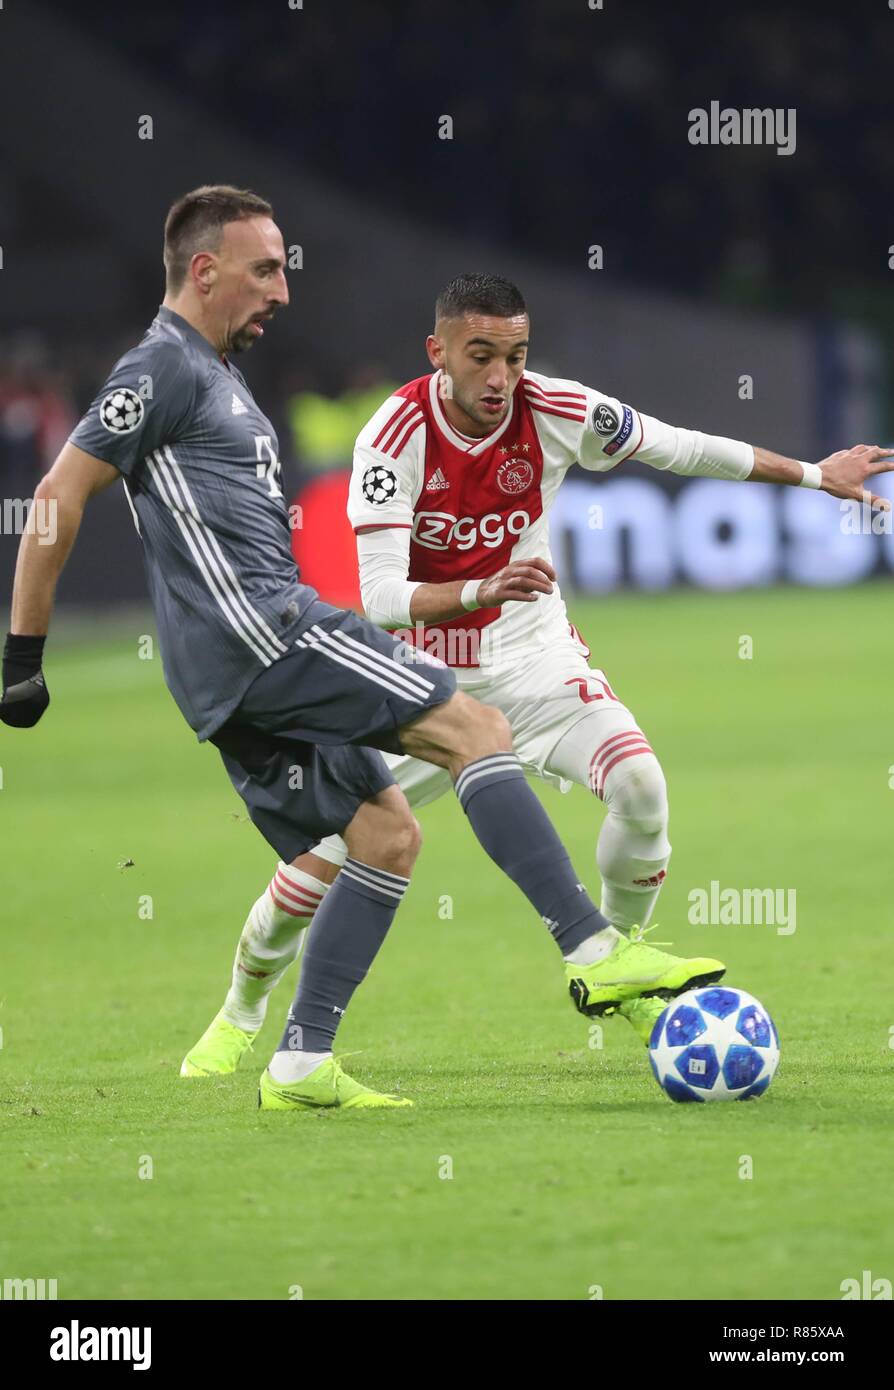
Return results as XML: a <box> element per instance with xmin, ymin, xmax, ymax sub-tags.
<box><xmin>164</xmin><ymin>184</ymin><xmax>273</xmax><ymax>292</ymax></box>
<box><xmin>435</xmin><ymin>273</ymin><xmax>527</xmax><ymax>323</ymax></box>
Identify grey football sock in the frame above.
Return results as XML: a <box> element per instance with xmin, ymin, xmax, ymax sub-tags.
<box><xmin>278</xmin><ymin>858</ymin><xmax>408</xmax><ymax>1054</ymax></box>
<box><xmin>454</xmin><ymin>753</ymin><xmax>611</xmax><ymax>955</ymax></box>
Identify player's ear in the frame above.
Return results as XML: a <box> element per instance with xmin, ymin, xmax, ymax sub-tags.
<box><xmin>425</xmin><ymin>334</ymin><xmax>444</xmax><ymax>370</ymax></box>
<box><xmin>191</xmin><ymin>251</ymin><xmax>217</xmax><ymax>294</ymax></box>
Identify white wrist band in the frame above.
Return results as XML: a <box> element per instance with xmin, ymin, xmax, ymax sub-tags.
<box><xmin>460</xmin><ymin>579</ymin><xmax>482</xmax><ymax>611</ymax></box>
<box><xmin>799</xmin><ymin>461</ymin><xmax>823</xmax><ymax>489</ymax></box>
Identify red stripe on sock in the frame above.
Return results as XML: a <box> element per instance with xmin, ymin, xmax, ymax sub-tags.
<box><xmin>592</xmin><ymin>729</ymin><xmax>646</xmax><ymax>765</ymax></box>
<box><xmin>273</xmin><ymin>871</ymin><xmax>323</xmax><ymax>902</ymax></box>
<box><xmin>272</xmin><ymin>886</ymin><xmax>322</xmax><ymax>911</ymax></box>
<box><xmin>591</xmin><ymin>733</ymin><xmax>649</xmax><ymax>779</ymax></box>
<box><xmin>268</xmin><ymin>881</ymin><xmax>323</xmax><ymax>917</ymax></box>
<box><xmin>597</xmin><ymin>744</ymin><xmax>653</xmax><ymax>793</ymax></box>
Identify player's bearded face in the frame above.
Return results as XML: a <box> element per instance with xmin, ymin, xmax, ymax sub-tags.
<box><xmin>435</xmin><ymin>314</ymin><xmax>529</xmax><ymax>435</ymax></box>
<box><xmin>215</xmin><ymin>218</ymin><xmax>290</xmax><ymax>354</ymax></box>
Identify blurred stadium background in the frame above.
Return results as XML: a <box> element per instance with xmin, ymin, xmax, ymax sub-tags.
<box><xmin>2</xmin><ymin>1</ymin><xmax>894</xmax><ymax>613</ymax></box>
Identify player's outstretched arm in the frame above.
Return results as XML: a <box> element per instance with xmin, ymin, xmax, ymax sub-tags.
<box><xmin>581</xmin><ymin>397</ymin><xmax>894</xmax><ymax>512</ymax></box>
<box><xmin>2</xmin><ymin>443</ymin><xmax>120</xmax><ymax>727</ymax></box>
<box><xmin>749</xmin><ymin>444</ymin><xmax>893</xmax><ymax>510</ymax></box>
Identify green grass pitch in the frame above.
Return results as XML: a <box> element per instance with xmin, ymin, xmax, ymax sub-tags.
<box><xmin>1</xmin><ymin>584</ymin><xmax>892</xmax><ymax>1301</ymax></box>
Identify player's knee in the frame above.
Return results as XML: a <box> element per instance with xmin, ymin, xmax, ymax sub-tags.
<box><xmin>402</xmin><ymin>813</ymin><xmax>423</xmax><ymax>864</ymax></box>
<box><xmin>344</xmin><ymin>789</ymin><xmax>421</xmax><ymax>877</ymax></box>
<box><xmin>465</xmin><ymin>699</ymin><xmax>511</xmax><ymax>754</ymax></box>
<box><xmin>378</xmin><ymin>807</ymin><xmax>422</xmax><ymax>877</ymax></box>
<box><xmin>605</xmin><ymin>755</ymin><xmax>668</xmax><ymax>835</ymax></box>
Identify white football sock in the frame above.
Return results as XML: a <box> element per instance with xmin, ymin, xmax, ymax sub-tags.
<box><xmin>597</xmin><ymin>763</ymin><xmax>671</xmax><ymax>932</ymax></box>
<box><xmin>544</xmin><ymin>715</ymin><xmax>672</xmax><ymax>935</ymax></box>
<box><xmin>564</xmin><ymin>924</ymin><xmax>622</xmax><ymax>965</ymax></box>
<box><xmin>221</xmin><ymin>863</ymin><xmax>329</xmax><ymax>1033</ymax></box>
<box><xmin>268</xmin><ymin>1049</ymin><xmax>332</xmax><ymax>1083</ymax></box>
<box><xmin>598</xmin><ymin>813</ymin><xmax>671</xmax><ymax>932</ymax></box>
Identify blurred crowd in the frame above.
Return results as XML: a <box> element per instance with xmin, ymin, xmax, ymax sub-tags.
<box><xmin>8</xmin><ymin>3</ymin><xmax>893</xmax><ymax>493</ymax></box>
<box><xmin>0</xmin><ymin>339</ymin><xmax>76</xmax><ymax>499</ymax></box>
<box><xmin>0</xmin><ymin>334</ymin><xmax>394</xmax><ymax>494</ymax></box>
<box><xmin>61</xmin><ymin>2</ymin><xmax>894</xmax><ymax>315</ymax></box>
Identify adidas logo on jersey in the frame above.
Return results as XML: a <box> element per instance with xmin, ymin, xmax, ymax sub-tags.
<box><xmin>424</xmin><ymin>467</ymin><xmax>449</xmax><ymax>491</ymax></box>
<box><xmin>231</xmin><ymin>394</ymin><xmax>248</xmax><ymax>416</ymax></box>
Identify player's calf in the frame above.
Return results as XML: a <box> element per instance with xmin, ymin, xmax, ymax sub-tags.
<box><xmin>597</xmin><ymin>756</ymin><xmax>671</xmax><ymax>932</ymax></box>
<box><xmin>548</xmin><ymin>710</ymin><xmax>671</xmax><ymax>933</ymax></box>
<box><xmin>223</xmin><ymin>859</ymin><xmax>333</xmax><ymax>1028</ymax></box>
<box><xmin>179</xmin><ymin>857</ymin><xmax>335</xmax><ymax>1077</ymax></box>
<box><xmin>399</xmin><ymin>691</ymin><xmax>622</xmax><ymax>961</ymax></box>
<box><xmin>265</xmin><ymin>788</ymin><xmax>419</xmax><ymax>1094</ymax></box>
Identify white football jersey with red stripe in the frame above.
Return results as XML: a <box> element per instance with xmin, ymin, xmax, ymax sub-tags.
<box><xmin>347</xmin><ymin>369</ymin><xmax>641</xmax><ymax>669</ymax></box>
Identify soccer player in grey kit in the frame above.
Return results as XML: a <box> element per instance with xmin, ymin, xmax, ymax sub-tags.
<box><xmin>2</xmin><ymin>185</ymin><xmax>726</xmax><ymax>1111</ymax></box>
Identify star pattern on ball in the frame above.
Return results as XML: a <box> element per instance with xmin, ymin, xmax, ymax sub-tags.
<box><xmin>648</xmin><ymin>987</ymin><xmax>779</xmax><ymax>1103</ymax></box>
<box><xmin>99</xmin><ymin>387</ymin><xmax>144</xmax><ymax>434</ymax></box>
<box><xmin>361</xmin><ymin>464</ymin><xmax>399</xmax><ymax>505</ymax></box>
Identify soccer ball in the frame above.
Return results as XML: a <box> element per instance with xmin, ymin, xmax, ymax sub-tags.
<box><xmin>362</xmin><ymin>464</ymin><xmax>398</xmax><ymax>505</ymax></box>
<box><xmin>648</xmin><ymin>986</ymin><xmax>779</xmax><ymax>1103</ymax></box>
<box><xmin>100</xmin><ymin>388</ymin><xmax>143</xmax><ymax>433</ymax></box>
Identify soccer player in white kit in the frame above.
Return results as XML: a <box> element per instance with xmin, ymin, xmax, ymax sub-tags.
<box><xmin>182</xmin><ymin>273</ymin><xmax>893</xmax><ymax>1074</ymax></box>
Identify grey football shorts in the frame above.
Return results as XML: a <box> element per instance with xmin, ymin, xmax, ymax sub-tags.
<box><xmin>210</xmin><ymin>599</ymin><xmax>456</xmax><ymax>861</ymax></box>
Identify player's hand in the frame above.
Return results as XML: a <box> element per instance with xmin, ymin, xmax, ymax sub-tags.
<box><xmin>816</xmin><ymin>445</ymin><xmax>894</xmax><ymax>510</ymax></box>
<box><xmin>475</xmin><ymin>557</ymin><xmax>556</xmax><ymax>607</ymax></box>
<box><xmin>1</xmin><ymin>634</ymin><xmax>50</xmax><ymax>728</ymax></box>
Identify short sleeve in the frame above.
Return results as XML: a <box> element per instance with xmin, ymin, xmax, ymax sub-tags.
<box><xmin>577</xmin><ymin>392</ymin><xmax>644</xmax><ymax>472</ymax></box>
<box><xmin>68</xmin><ymin>340</ymin><xmax>197</xmax><ymax>478</ymax></box>
<box><xmin>347</xmin><ymin>402</ymin><xmax>424</xmax><ymax>530</ymax></box>
<box><xmin>522</xmin><ymin>371</ymin><xmax>641</xmax><ymax>475</ymax></box>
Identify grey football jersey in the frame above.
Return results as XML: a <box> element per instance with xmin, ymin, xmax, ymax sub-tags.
<box><xmin>70</xmin><ymin>306</ymin><xmax>317</xmax><ymax>738</ymax></box>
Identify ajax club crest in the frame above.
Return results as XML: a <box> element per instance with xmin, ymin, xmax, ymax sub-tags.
<box><xmin>496</xmin><ymin>454</ymin><xmax>534</xmax><ymax>496</ymax></box>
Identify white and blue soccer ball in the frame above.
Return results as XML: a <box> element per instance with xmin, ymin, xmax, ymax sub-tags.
<box><xmin>648</xmin><ymin>986</ymin><xmax>779</xmax><ymax>1103</ymax></box>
